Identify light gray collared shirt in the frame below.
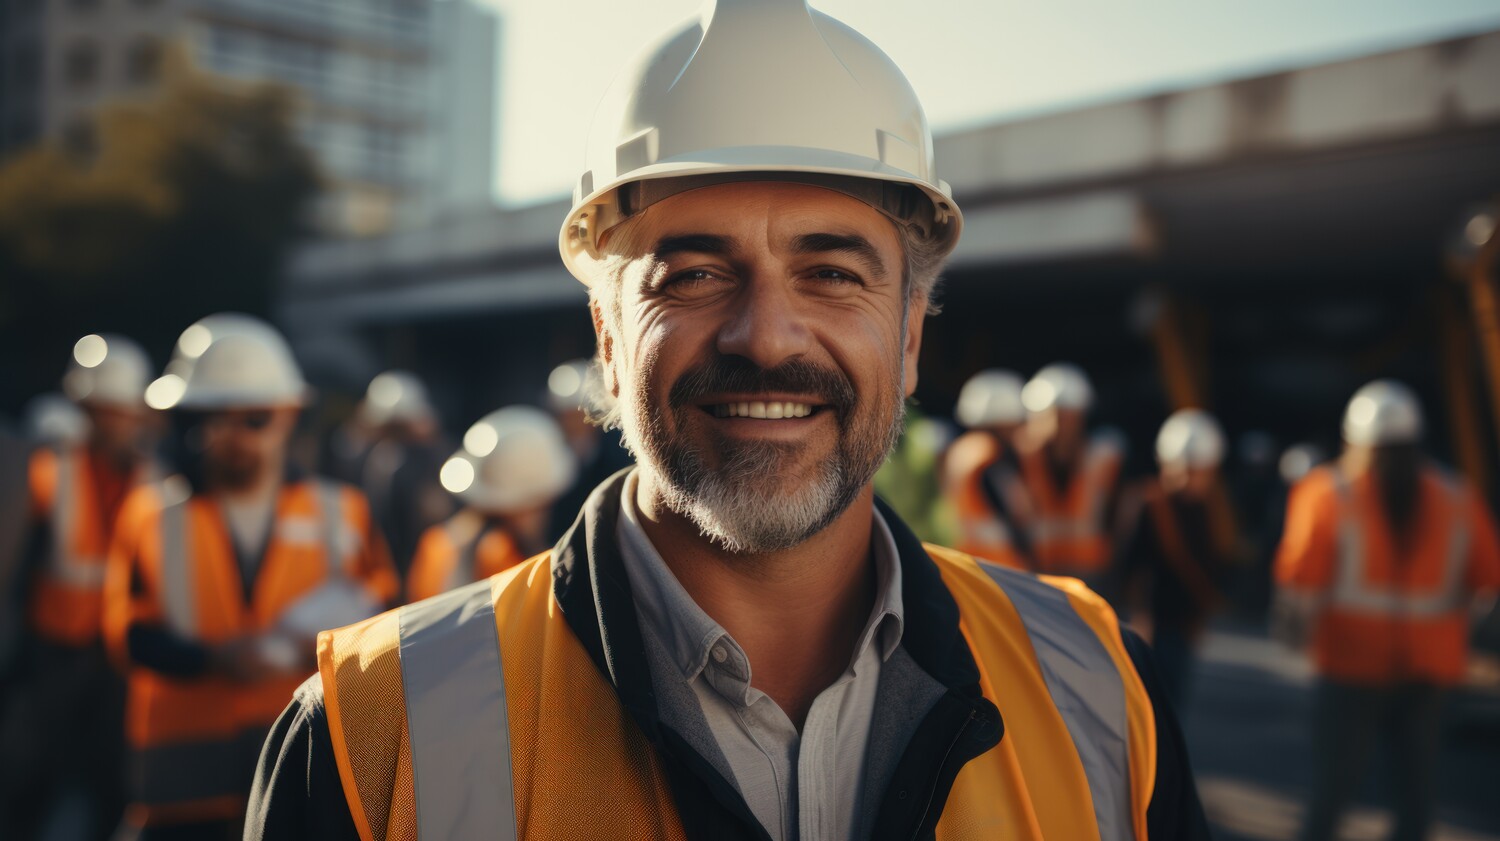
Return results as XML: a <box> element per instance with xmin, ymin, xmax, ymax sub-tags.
<box><xmin>617</xmin><ymin>471</ymin><xmax>904</xmax><ymax>841</ymax></box>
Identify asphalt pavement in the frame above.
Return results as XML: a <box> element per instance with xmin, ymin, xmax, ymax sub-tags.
<box><xmin>1180</xmin><ymin>624</ymin><xmax>1500</xmax><ymax>841</ymax></box>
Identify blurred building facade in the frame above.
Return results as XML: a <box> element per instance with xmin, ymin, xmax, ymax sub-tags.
<box><xmin>0</xmin><ymin>0</ymin><xmax>499</xmax><ymax>236</ymax></box>
<box><xmin>283</xmin><ymin>27</ymin><xmax>1500</xmax><ymax>498</ymax></box>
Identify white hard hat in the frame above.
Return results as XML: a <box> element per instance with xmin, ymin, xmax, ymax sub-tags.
<box><xmin>559</xmin><ymin>0</ymin><xmax>961</xmax><ymax>279</ymax></box>
<box><xmin>1155</xmin><ymin>409</ymin><xmax>1225</xmax><ymax>469</ymax></box>
<box><xmin>440</xmin><ymin>406</ymin><xmax>578</xmax><ymax>514</ymax></box>
<box><xmin>1342</xmin><ymin>379</ymin><xmax>1423</xmax><ymax>447</ymax></box>
<box><xmin>357</xmin><ymin>370</ymin><xmax>434</xmax><ymax>427</ymax></box>
<box><xmin>62</xmin><ymin>334</ymin><xmax>150</xmax><ymax>409</ymax></box>
<box><xmin>546</xmin><ymin>359</ymin><xmax>595</xmax><ymax>413</ymax></box>
<box><xmin>24</xmin><ymin>393</ymin><xmax>90</xmax><ymax>447</ymax></box>
<box><xmin>147</xmin><ymin>313</ymin><xmax>287</xmax><ymax>411</ymax></box>
<box><xmin>170</xmin><ymin>329</ymin><xmax>308</xmax><ymax>411</ymax></box>
<box><xmin>955</xmin><ymin>369</ymin><xmax>1026</xmax><ymax>429</ymax></box>
<box><xmin>1022</xmin><ymin>363</ymin><xmax>1095</xmax><ymax>414</ymax></box>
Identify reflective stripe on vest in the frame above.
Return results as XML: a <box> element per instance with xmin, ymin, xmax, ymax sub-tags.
<box><xmin>1329</xmin><ymin>471</ymin><xmax>1470</xmax><ymax>618</ymax></box>
<box><xmin>1025</xmin><ymin>441</ymin><xmax>1119</xmax><ymax>552</ymax></box>
<box><xmin>47</xmin><ymin>451</ymin><xmax>106</xmax><ymax>588</ymax></box>
<box><xmin>159</xmin><ymin>480</ymin><xmax>349</xmax><ymax>637</ymax></box>
<box><xmin>396</xmin><ymin>581</ymin><xmax>516</xmax><ymax>841</ymax></box>
<box><xmin>977</xmin><ymin>562</ymin><xmax>1135</xmax><ymax>840</ymax></box>
<box><xmin>375</xmin><ymin>564</ymin><xmax>1140</xmax><ymax>840</ymax></box>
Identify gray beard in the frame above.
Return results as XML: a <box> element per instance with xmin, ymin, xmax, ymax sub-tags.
<box><xmin>621</xmin><ymin>385</ymin><xmax>906</xmax><ymax>555</ymax></box>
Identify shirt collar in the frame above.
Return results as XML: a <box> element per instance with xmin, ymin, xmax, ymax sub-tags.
<box><xmin>616</xmin><ymin>470</ymin><xmax>905</xmax><ymax>690</ymax></box>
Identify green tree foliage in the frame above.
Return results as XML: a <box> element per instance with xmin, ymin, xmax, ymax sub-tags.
<box><xmin>0</xmin><ymin>56</ymin><xmax>321</xmax><ymax>408</ymax></box>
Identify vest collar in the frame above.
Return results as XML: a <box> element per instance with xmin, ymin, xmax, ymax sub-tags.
<box><xmin>548</xmin><ymin>469</ymin><xmax>986</xmax><ymax>741</ymax></box>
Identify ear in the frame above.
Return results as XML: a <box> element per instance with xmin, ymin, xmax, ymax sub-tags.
<box><xmin>591</xmin><ymin>300</ymin><xmax>620</xmax><ymax>397</ymax></box>
<box><xmin>902</xmin><ymin>300</ymin><xmax>925</xmax><ymax>398</ymax></box>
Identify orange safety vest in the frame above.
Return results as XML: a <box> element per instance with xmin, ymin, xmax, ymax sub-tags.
<box><xmin>318</xmin><ymin>546</ymin><xmax>1157</xmax><ymax>841</ymax></box>
<box><xmin>946</xmin><ymin>431</ymin><xmax>1029</xmax><ymax>571</ymax></box>
<box><xmin>1014</xmin><ymin>436</ymin><xmax>1123</xmax><ymax>575</ymax></box>
<box><xmin>27</xmin><ymin>447</ymin><xmax>150</xmax><ymax>646</ymax></box>
<box><xmin>103</xmin><ymin>477</ymin><xmax>399</xmax><ymax>825</ymax></box>
<box><xmin>1274</xmin><ymin>464</ymin><xmax>1500</xmax><ymax>686</ymax></box>
<box><xmin>405</xmin><ymin>511</ymin><xmax>526</xmax><ymax>602</ymax></box>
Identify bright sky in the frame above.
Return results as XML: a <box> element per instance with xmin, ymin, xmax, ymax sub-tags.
<box><xmin>480</xmin><ymin>0</ymin><xmax>1500</xmax><ymax>206</ymax></box>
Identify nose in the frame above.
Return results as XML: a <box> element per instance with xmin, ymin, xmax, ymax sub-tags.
<box><xmin>715</xmin><ymin>273</ymin><xmax>813</xmax><ymax>369</ymax></box>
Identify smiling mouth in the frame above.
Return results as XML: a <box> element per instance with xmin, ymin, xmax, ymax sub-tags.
<box><xmin>706</xmin><ymin>401</ymin><xmax>818</xmax><ymax>419</ymax></box>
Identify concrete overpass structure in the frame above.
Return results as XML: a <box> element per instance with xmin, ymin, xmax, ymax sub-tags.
<box><xmin>282</xmin><ymin>27</ymin><xmax>1500</xmax><ymax>492</ymax></box>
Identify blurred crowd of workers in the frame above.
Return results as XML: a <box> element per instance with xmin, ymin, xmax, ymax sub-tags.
<box><xmin>0</xmin><ymin>315</ymin><xmax>1496</xmax><ymax>841</ymax></box>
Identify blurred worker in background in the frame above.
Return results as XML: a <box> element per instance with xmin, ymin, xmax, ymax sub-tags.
<box><xmin>0</xmin><ymin>334</ymin><xmax>156</xmax><ymax>840</ymax></box>
<box><xmin>103</xmin><ymin>317</ymin><xmax>397</xmax><ymax>840</ymax></box>
<box><xmin>1122</xmin><ymin>409</ymin><xmax>1232</xmax><ymax>711</ymax></box>
<box><xmin>407</xmin><ymin>406</ymin><xmax>577</xmax><ymax>601</ymax></box>
<box><xmin>352</xmin><ymin>370</ymin><xmax>454</xmax><ymax>581</ymax></box>
<box><xmin>248</xmin><ymin>2</ymin><xmax>1207</xmax><ymax>837</ymax></box>
<box><xmin>1010</xmin><ymin>362</ymin><xmax>1128</xmax><ymax>587</ymax></box>
<box><xmin>545</xmin><ymin>358</ymin><xmax>633</xmax><ymax>540</ymax></box>
<box><xmin>943</xmin><ymin>368</ymin><xmax>1030</xmax><ymax>569</ymax></box>
<box><xmin>23</xmin><ymin>392</ymin><xmax>92</xmax><ymax>451</ymax></box>
<box><xmin>1275</xmin><ymin>380</ymin><xmax>1500</xmax><ymax>841</ymax></box>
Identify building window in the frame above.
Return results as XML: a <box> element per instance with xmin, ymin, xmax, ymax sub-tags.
<box><xmin>125</xmin><ymin>38</ymin><xmax>162</xmax><ymax>85</ymax></box>
<box><xmin>64</xmin><ymin>42</ymin><xmax>100</xmax><ymax>88</ymax></box>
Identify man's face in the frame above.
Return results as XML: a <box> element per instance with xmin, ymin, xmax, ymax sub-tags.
<box><xmin>598</xmin><ymin>183</ymin><xmax>923</xmax><ymax>554</ymax></box>
<box><xmin>85</xmin><ymin>404</ymin><xmax>147</xmax><ymax>460</ymax></box>
<box><xmin>201</xmin><ymin>407</ymin><xmax>298</xmax><ymax>491</ymax></box>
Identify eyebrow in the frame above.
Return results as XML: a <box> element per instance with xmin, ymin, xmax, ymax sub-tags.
<box><xmin>792</xmin><ymin>232</ymin><xmax>889</xmax><ymax>278</ymax></box>
<box><xmin>651</xmin><ymin>234</ymin><xmax>736</xmax><ymax>260</ymax></box>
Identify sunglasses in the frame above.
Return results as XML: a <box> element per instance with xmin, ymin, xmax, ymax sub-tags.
<box><xmin>205</xmin><ymin>410</ymin><xmax>276</xmax><ymax>432</ymax></box>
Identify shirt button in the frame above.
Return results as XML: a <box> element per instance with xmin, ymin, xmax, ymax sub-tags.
<box><xmin>711</xmin><ymin>645</ymin><xmax>729</xmax><ymax>664</ymax></box>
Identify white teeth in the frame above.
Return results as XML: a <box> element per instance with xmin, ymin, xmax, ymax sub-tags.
<box><xmin>716</xmin><ymin>401</ymin><xmax>814</xmax><ymax>418</ymax></box>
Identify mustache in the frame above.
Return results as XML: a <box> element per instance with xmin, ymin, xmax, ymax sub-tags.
<box><xmin>667</xmin><ymin>356</ymin><xmax>856</xmax><ymax>414</ymax></box>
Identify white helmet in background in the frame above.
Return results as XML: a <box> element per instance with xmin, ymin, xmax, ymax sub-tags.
<box><xmin>1155</xmin><ymin>409</ymin><xmax>1225</xmax><ymax>470</ymax></box>
<box><xmin>560</xmin><ymin>0</ymin><xmax>961</xmax><ymax>277</ymax></box>
<box><xmin>955</xmin><ymin>369</ymin><xmax>1025</xmax><ymax>429</ymax></box>
<box><xmin>1022</xmin><ymin>363</ymin><xmax>1094</xmax><ymax>414</ymax></box>
<box><xmin>440</xmin><ymin>407</ymin><xmax>578</xmax><ymax>514</ymax></box>
<box><xmin>357</xmin><ymin>370</ymin><xmax>435</xmax><ymax>428</ymax></box>
<box><xmin>546</xmin><ymin>359</ymin><xmax>595</xmax><ymax>414</ymax></box>
<box><xmin>62</xmin><ymin>334</ymin><xmax>150</xmax><ymax>409</ymax></box>
<box><xmin>24</xmin><ymin>394</ymin><xmax>90</xmax><ymax>447</ymax></box>
<box><xmin>1342</xmin><ymin>380</ymin><xmax>1422</xmax><ymax>447</ymax></box>
<box><xmin>169</xmin><ymin>328</ymin><xmax>308</xmax><ymax>411</ymax></box>
<box><xmin>147</xmin><ymin>313</ymin><xmax>286</xmax><ymax>411</ymax></box>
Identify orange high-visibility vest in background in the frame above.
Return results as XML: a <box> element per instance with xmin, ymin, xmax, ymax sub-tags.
<box><xmin>317</xmin><ymin>547</ymin><xmax>1158</xmax><ymax>841</ymax></box>
<box><xmin>103</xmin><ymin>478</ymin><xmax>399</xmax><ymax>826</ymax></box>
<box><xmin>405</xmin><ymin>511</ymin><xmax>525</xmax><ymax>602</ymax></box>
<box><xmin>1275</xmin><ymin>463</ymin><xmax>1500</xmax><ymax>685</ymax></box>
<box><xmin>945</xmin><ymin>430</ymin><xmax>1029</xmax><ymax>571</ymax></box>
<box><xmin>1014</xmin><ymin>436</ymin><xmax>1124</xmax><ymax>576</ymax></box>
<box><xmin>27</xmin><ymin>447</ymin><xmax>150</xmax><ymax>647</ymax></box>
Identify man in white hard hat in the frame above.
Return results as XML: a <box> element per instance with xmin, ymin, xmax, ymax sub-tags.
<box><xmin>1120</xmin><ymin>409</ymin><xmax>1232</xmax><ymax>711</ymax></box>
<box><xmin>545</xmin><ymin>358</ymin><xmax>634</xmax><ymax>541</ymax></box>
<box><xmin>942</xmin><ymin>369</ymin><xmax>1030</xmax><ymax>570</ymax></box>
<box><xmin>103</xmin><ymin>320</ymin><xmax>398</xmax><ymax>839</ymax></box>
<box><xmin>0</xmin><ymin>334</ymin><xmax>157</xmax><ymax>839</ymax></box>
<box><xmin>1010</xmin><ymin>362</ymin><xmax>1129</xmax><ymax>583</ymax></box>
<box><xmin>349</xmin><ymin>371</ymin><xmax>454</xmax><ymax>581</ymax></box>
<box><xmin>249</xmin><ymin>3</ymin><xmax>1207</xmax><ymax>839</ymax></box>
<box><xmin>407</xmin><ymin>407</ymin><xmax>578</xmax><ymax>602</ymax></box>
<box><xmin>1276</xmin><ymin>380</ymin><xmax>1500</xmax><ymax>841</ymax></box>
